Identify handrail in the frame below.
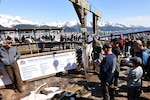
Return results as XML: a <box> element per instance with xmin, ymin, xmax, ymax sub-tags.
<box><xmin>14</xmin><ymin>41</ymin><xmax>82</xmax><ymax>55</ymax></box>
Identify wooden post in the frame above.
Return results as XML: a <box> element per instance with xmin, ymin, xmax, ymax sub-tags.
<box><xmin>93</xmin><ymin>14</ymin><xmax>99</xmax><ymax>34</ymax></box>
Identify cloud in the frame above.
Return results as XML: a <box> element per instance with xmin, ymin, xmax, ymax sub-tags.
<box><xmin>120</xmin><ymin>16</ymin><xmax>150</xmax><ymax>27</ymax></box>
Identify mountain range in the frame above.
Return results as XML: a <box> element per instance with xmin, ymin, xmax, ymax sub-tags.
<box><xmin>0</xmin><ymin>14</ymin><xmax>150</xmax><ymax>32</ymax></box>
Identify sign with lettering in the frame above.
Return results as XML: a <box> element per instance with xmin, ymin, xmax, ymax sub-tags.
<box><xmin>0</xmin><ymin>51</ymin><xmax>76</xmax><ymax>86</ymax></box>
<box><xmin>18</xmin><ymin>51</ymin><xmax>76</xmax><ymax>80</ymax></box>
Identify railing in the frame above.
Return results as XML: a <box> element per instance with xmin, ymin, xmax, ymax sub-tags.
<box><xmin>14</xmin><ymin>41</ymin><xmax>82</xmax><ymax>55</ymax></box>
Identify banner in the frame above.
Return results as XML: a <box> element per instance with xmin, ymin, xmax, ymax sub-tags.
<box><xmin>0</xmin><ymin>51</ymin><xmax>76</xmax><ymax>86</ymax></box>
<box><xmin>18</xmin><ymin>51</ymin><xmax>76</xmax><ymax>80</ymax></box>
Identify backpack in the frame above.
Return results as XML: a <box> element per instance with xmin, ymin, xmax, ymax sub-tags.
<box><xmin>144</xmin><ymin>49</ymin><xmax>150</xmax><ymax>67</ymax></box>
<box><xmin>96</xmin><ymin>46</ymin><xmax>102</xmax><ymax>53</ymax></box>
<box><xmin>144</xmin><ymin>49</ymin><xmax>150</xmax><ymax>79</ymax></box>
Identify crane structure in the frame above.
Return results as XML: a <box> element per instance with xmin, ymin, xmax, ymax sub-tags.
<box><xmin>69</xmin><ymin>0</ymin><xmax>102</xmax><ymax>34</ymax></box>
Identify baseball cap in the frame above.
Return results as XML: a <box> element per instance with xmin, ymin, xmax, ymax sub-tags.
<box><xmin>102</xmin><ymin>43</ymin><xmax>112</xmax><ymax>49</ymax></box>
<box><xmin>2</xmin><ymin>40</ymin><xmax>12</xmax><ymax>46</ymax></box>
<box><xmin>129</xmin><ymin>57</ymin><xmax>142</xmax><ymax>66</ymax></box>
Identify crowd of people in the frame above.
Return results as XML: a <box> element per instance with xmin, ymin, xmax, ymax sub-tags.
<box><xmin>90</xmin><ymin>34</ymin><xmax>150</xmax><ymax>100</ymax></box>
<box><xmin>0</xmin><ymin>32</ymin><xmax>150</xmax><ymax>100</ymax></box>
<box><xmin>0</xmin><ymin>33</ymin><xmax>83</xmax><ymax>53</ymax></box>
<box><xmin>4</xmin><ymin>33</ymin><xmax>82</xmax><ymax>44</ymax></box>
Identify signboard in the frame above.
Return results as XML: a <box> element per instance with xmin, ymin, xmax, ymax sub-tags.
<box><xmin>0</xmin><ymin>51</ymin><xmax>76</xmax><ymax>86</ymax></box>
<box><xmin>18</xmin><ymin>51</ymin><xmax>76</xmax><ymax>80</ymax></box>
<box><xmin>95</xmin><ymin>10</ymin><xmax>102</xmax><ymax>17</ymax></box>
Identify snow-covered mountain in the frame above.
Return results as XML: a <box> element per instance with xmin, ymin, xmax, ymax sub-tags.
<box><xmin>0</xmin><ymin>14</ymin><xmax>93</xmax><ymax>28</ymax></box>
<box><xmin>0</xmin><ymin>14</ymin><xmax>42</xmax><ymax>27</ymax></box>
<box><xmin>0</xmin><ymin>14</ymin><xmax>149</xmax><ymax>32</ymax></box>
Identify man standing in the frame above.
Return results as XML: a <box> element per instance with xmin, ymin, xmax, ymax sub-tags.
<box><xmin>0</xmin><ymin>40</ymin><xmax>24</xmax><ymax>92</ymax></box>
<box><xmin>93</xmin><ymin>36</ymin><xmax>102</xmax><ymax>71</ymax></box>
<box><xmin>93</xmin><ymin>36</ymin><xmax>102</xmax><ymax>61</ymax></box>
<box><xmin>99</xmin><ymin>43</ymin><xmax>116</xmax><ymax>100</ymax></box>
<box><xmin>119</xmin><ymin>35</ymin><xmax>125</xmax><ymax>54</ymax></box>
<box><xmin>134</xmin><ymin>40</ymin><xmax>149</xmax><ymax>70</ymax></box>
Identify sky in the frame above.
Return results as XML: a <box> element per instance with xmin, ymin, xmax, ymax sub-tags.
<box><xmin>0</xmin><ymin>0</ymin><xmax>150</xmax><ymax>27</ymax></box>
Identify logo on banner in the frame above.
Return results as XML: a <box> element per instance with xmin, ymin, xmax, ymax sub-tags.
<box><xmin>19</xmin><ymin>60</ymin><xmax>26</xmax><ymax>65</ymax></box>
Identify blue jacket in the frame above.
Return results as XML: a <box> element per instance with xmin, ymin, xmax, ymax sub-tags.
<box><xmin>139</xmin><ymin>49</ymin><xmax>150</xmax><ymax>69</ymax></box>
<box><xmin>99</xmin><ymin>53</ymin><xmax>116</xmax><ymax>83</ymax></box>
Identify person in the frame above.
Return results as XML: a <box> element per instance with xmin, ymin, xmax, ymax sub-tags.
<box><xmin>130</xmin><ymin>35</ymin><xmax>137</xmax><ymax>57</ymax></box>
<box><xmin>93</xmin><ymin>36</ymin><xmax>102</xmax><ymax>70</ymax></box>
<box><xmin>60</xmin><ymin>34</ymin><xmax>65</xmax><ymax>50</ymax></box>
<box><xmin>134</xmin><ymin>40</ymin><xmax>149</xmax><ymax>73</ymax></box>
<box><xmin>125</xmin><ymin>38</ymin><xmax>132</xmax><ymax>58</ymax></box>
<box><xmin>93</xmin><ymin>36</ymin><xmax>102</xmax><ymax>60</ymax></box>
<box><xmin>0</xmin><ymin>40</ymin><xmax>24</xmax><ymax>92</ymax></box>
<box><xmin>21</xmin><ymin>35</ymin><xmax>26</xmax><ymax>43</ymax></box>
<box><xmin>119</xmin><ymin>35</ymin><xmax>125</xmax><ymax>54</ymax></box>
<box><xmin>146</xmin><ymin>38</ymin><xmax>150</xmax><ymax>49</ymax></box>
<box><xmin>99</xmin><ymin>43</ymin><xmax>116</xmax><ymax>100</ymax></box>
<box><xmin>114</xmin><ymin>53</ymin><xmax>120</xmax><ymax>90</ymax></box>
<box><xmin>38</xmin><ymin>36</ymin><xmax>45</xmax><ymax>52</ymax></box>
<box><xmin>125</xmin><ymin>57</ymin><xmax>143</xmax><ymax>100</ymax></box>
<box><xmin>112</xmin><ymin>38</ymin><xmax>121</xmax><ymax>91</ymax></box>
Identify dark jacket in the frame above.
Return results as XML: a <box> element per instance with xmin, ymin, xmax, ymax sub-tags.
<box><xmin>99</xmin><ymin>53</ymin><xmax>116</xmax><ymax>83</ymax></box>
<box><xmin>0</xmin><ymin>46</ymin><xmax>21</xmax><ymax>65</ymax></box>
